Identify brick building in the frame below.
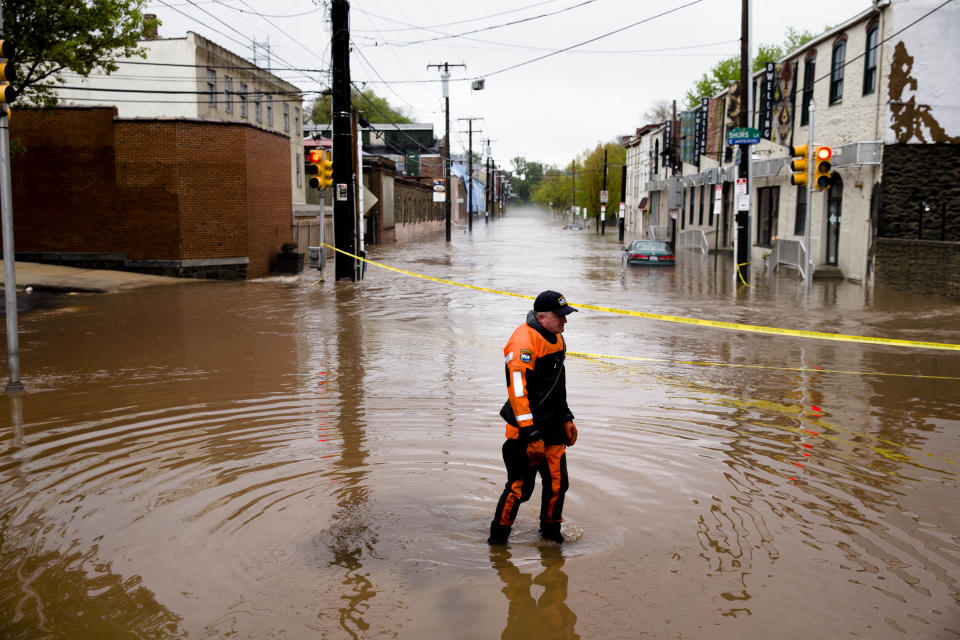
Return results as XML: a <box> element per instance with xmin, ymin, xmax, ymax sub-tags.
<box><xmin>11</xmin><ymin>107</ymin><xmax>292</xmax><ymax>279</ymax></box>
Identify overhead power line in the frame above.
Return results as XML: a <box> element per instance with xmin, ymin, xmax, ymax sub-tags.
<box><xmin>392</xmin><ymin>0</ymin><xmax>602</xmax><ymax>47</ymax></box>
<box><xmin>352</xmin><ymin>0</ymin><xmax>707</xmax><ymax>85</ymax></box>
<box><xmin>352</xmin><ymin>0</ymin><xmax>567</xmax><ymax>33</ymax></box>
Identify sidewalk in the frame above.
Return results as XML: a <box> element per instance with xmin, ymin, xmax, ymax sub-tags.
<box><xmin>0</xmin><ymin>260</ymin><xmax>191</xmax><ymax>293</ymax></box>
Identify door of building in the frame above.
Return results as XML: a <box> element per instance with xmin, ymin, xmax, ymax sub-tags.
<box><xmin>826</xmin><ymin>176</ymin><xmax>843</xmax><ymax>266</ymax></box>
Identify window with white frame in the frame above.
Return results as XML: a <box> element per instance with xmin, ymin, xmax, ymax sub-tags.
<box><xmin>254</xmin><ymin>91</ymin><xmax>262</xmax><ymax>123</ymax></box>
<box><xmin>224</xmin><ymin>76</ymin><xmax>233</xmax><ymax>113</ymax></box>
<box><xmin>283</xmin><ymin>102</ymin><xmax>289</xmax><ymax>132</ymax></box>
<box><xmin>267</xmin><ymin>95</ymin><xmax>273</xmax><ymax>126</ymax></box>
<box><xmin>207</xmin><ymin>69</ymin><xmax>217</xmax><ymax>107</ymax></box>
<box><xmin>240</xmin><ymin>83</ymin><xmax>248</xmax><ymax>118</ymax></box>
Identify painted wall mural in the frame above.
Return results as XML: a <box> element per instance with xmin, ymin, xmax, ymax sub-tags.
<box><xmin>886</xmin><ymin>1</ymin><xmax>960</xmax><ymax>144</ymax></box>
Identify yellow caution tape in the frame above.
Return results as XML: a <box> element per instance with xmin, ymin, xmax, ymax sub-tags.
<box><xmin>736</xmin><ymin>261</ymin><xmax>753</xmax><ymax>288</ymax></box>
<box><xmin>320</xmin><ymin>243</ymin><xmax>960</xmax><ymax>352</ymax></box>
<box><xmin>568</xmin><ymin>351</ymin><xmax>960</xmax><ymax>380</ymax></box>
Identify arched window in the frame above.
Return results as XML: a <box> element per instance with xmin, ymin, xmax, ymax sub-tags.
<box><xmin>863</xmin><ymin>22</ymin><xmax>879</xmax><ymax>95</ymax></box>
<box><xmin>801</xmin><ymin>53</ymin><xmax>816</xmax><ymax>125</ymax></box>
<box><xmin>830</xmin><ymin>37</ymin><xmax>847</xmax><ymax>105</ymax></box>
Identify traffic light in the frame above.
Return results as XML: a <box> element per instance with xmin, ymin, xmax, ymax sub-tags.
<box><xmin>317</xmin><ymin>150</ymin><xmax>333</xmax><ymax>189</ymax></box>
<box><xmin>0</xmin><ymin>39</ymin><xmax>15</xmax><ymax>108</ymax></box>
<box><xmin>789</xmin><ymin>144</ymin><xmax>808</xmax><ymax>187</ymax></box>
<box><xmin>305</xmin><ymin>149</ymin><xmax>322</xmax><ymax>189</ymax></box>
<box><xmin>814</xmin><ymin>146</ymin><xmax>832</xmax><ymax>190</ymax></box>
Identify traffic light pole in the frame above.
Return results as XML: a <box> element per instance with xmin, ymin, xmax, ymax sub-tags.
<box><xmin>331</xmin><ymin>0</ymin><xmax>357</xmax><ymax>281</ymax></box>
<box><xmin>0</xmin><ymin>2</ymin><xmax>22</xmax><ymax>391</ymax></box>
<box><xmin>804</xmin><ymin>102</ymin><xmax>815</xmax><ymax>294</ymax></box>
<box><xmin>736</xmin><ymin>0</ymin><xmax>753</xmax><ymax>286</ymax></box>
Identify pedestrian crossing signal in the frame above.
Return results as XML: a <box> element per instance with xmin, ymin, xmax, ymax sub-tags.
<box><xmin>814</xmin><ymin>146</ymin><xmax>832</xmax><ymax>190</ymax></box>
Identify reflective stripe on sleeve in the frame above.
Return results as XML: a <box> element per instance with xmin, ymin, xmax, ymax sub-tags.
<box><xmin>512</xmin><ymin>370</ymin><xmax>524</xmax><ymax>397</ymax></box>
<box><xmin>505</xmin><ymin>352</ymin><xmax>513</xmax><ymax>364</ymax></box>
<box><xmin>516</xmin><ymin>413</ymin><xmax>533</xmax><ymax>422</ymax></box>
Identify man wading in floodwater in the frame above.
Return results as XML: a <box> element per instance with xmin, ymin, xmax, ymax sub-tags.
<box><xmin>488</xmin><ymin>291</ymin><xmax>578</xmax><ymax>545</ymax></box>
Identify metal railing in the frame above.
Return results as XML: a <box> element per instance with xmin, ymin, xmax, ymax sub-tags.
<box><xmin>767</xmin><ymin>238</ymin><xmax>813</xmax><ymax>280</ymax></box>
<box><xmin>647</xmin><ymin>225</ymin><xmax>668</xmax><ymax>241</ymax></box>
<box><xmin>677</xmin><ymin>229</ymin><xmax>708</xmax><ymax>253</ymax></box>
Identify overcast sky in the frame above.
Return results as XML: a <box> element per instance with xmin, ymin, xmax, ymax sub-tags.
<box><xmin>147</xmin><ymin>0</ymin><xmax>874</xmax><ymax>168</ymax></box>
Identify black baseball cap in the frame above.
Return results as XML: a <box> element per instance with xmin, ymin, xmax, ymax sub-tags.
<box><xmin>533</xmin><ymin>290</ymin><xmax>578</xmax><ymax>315</ymax></box>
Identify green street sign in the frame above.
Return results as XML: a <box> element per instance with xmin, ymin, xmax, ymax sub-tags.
<box><xmin>727</xmin><ymin>127</ymin><xmax>762</xmax><ymax>145</ymax></box>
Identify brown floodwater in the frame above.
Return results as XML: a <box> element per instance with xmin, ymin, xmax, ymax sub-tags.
<box><xmin>1</xmin><ymin>207</ymin><xmax>959</xmax><ymax>639</ymax></box>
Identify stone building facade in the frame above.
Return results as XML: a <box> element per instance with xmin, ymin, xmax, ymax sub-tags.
<box><xmin>625</xmin><ymin>0</ymin><xmax>959</xmax><ymax>297</ymax></box>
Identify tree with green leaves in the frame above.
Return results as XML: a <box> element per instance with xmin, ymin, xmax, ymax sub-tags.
<box><xmin>4</xmin><ymin>0</ymin><xmax>157</xmax><ymax>106</ymax></box>
<box><xmin>530</xmin><ymin>165</ymin><xmax>572</xmax><ymax>212</ymax></box>
<box><xmin>684</xmin><ymin>27</ymin><xmax>816</xmax><ymax>108</ymax></box>
<box><xmin>577</xmin><ymin>142</ymin><xmax>625</xmax><ymax>221</ymax></box>
<box><xmin>310</xmin><ymin>88</ymin><xmax>411</xmax><ymax>125</ymax></box>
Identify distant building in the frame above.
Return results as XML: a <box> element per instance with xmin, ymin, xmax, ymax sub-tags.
<box><xmin>303</xmin><ymin>122</ymin><xmax>440</xmax><ymax>177</ymax></box>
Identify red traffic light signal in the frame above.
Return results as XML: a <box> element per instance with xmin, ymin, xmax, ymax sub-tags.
<box><xmin>814</xmin><ymin>146</ymin><xmax>832</xmax><ymax>190</ymax></box>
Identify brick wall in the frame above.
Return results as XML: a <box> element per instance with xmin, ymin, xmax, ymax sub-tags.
<box><xmin>11</xmin><ymin>107</ymin><xmax>122</xmax><ymax>254</ymax></box>
<box><xmin>874</xmin><ymin>238</ymin><xmax>960</xmax><ymax>299</ymax></box>
<box><xmin>10</xmin><ymin>107</ymin><xmax>292</xmax><ymax>279</ymax></box>
<box><xmin>879</xmin><ymin>144</ymin><xmax>960</xmax><ymax>242</ymax></box>
<box><xmin>243</xmin><ymin>126</ymin><xmax>292</xmax><ymax>277</ymax></box>
<box><xmin>115</xmin><ymin>120</ymin><xmax>181</xmax><ymax>260</ymax></box>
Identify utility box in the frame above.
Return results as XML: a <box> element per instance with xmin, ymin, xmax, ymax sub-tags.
<box><xmin>308</xmin><ymin>246</ymin><xmax>324</xmax><ymax>271</ymax></box>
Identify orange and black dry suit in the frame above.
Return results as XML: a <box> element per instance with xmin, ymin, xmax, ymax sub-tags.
<box><xmin>490</xmin><ymin>310</ymin><xmax>574</xmax><ymax>541</ymax></box>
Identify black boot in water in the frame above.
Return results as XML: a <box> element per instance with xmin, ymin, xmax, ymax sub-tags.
<box><xmin>539</xmin><ymin>522</ymin><xmax>563</xmax><ymax>543</ymax></box>
<box><xmin>488</xmin><ymin>523</ymin><xmax>512</xmax><ymax>545</ymax></box>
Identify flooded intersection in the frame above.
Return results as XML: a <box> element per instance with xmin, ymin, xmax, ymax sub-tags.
<box><xmin>1</xmin><ymin>209</ymin><xmax>959</xmax><ymax>639</ymax></box>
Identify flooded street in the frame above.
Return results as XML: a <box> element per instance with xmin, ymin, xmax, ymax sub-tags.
<box><xmin>2</xmin><ymin>207</ymin><xmax>959</xmax><ymax>639</ymax></box>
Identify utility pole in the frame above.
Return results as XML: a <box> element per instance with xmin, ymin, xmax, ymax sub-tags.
<box><xmin>600</xmin><ymin>149</ymin><xmax>607</xmax><ymax>234</ymax></box>
<box><xmin>736</xmin><ymin>0</ymin><xmax>753</xmax><ymax>285</ymax></box>
<box><xmin>670</xmin><ymin>99</ymin><xmax>678</xmax><ymax>249</ymax></box>
<box><xmin>331</xmin><ymin>0</ymin><xmax>357</xmax><ymax>280</ymax></box>
<box><xmin>484</xmin><ymin>139</ymin><xmax>495</xmax><ymax>223</ymax></box>
<box><xmin>458</xmin><ymin>117</ymin><xmax>483</xmax><ymax>233</ymax></box>
<box><xmin>0</xmin><ymin>0</ymin><xmax>22</xmax><ymax>391</ymax></box>
<box><xmin>619</xmin><ymin>164</ymin><xmax>627</xmax><ymax>243</ymax></box>
<box><xmin>427</xmin><ymin>63</ymin><xmax>466</xmax><ymax>242</ymax></box>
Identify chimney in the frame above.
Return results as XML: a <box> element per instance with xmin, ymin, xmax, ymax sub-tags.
<box><xmin>143</xmin><ymin>14</ymin><xmax>159</xmax><ymax>40</ymax></box>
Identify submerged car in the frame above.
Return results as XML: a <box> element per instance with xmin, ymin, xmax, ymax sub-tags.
<box><xmin>622</xmin><ymin>240</ymin><xmax>675</xmax><ymax>266</ymax></box>
<box><xmin>563</xmin><ymin>224</ymin><xmax>583</xmax><ymax>230</ymax></box>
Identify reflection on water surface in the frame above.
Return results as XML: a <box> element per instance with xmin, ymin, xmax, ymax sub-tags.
<box><xmin>1</xmin><ymin>209</ymin><xmax>958</xmax><ymax>638</ymax></box>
